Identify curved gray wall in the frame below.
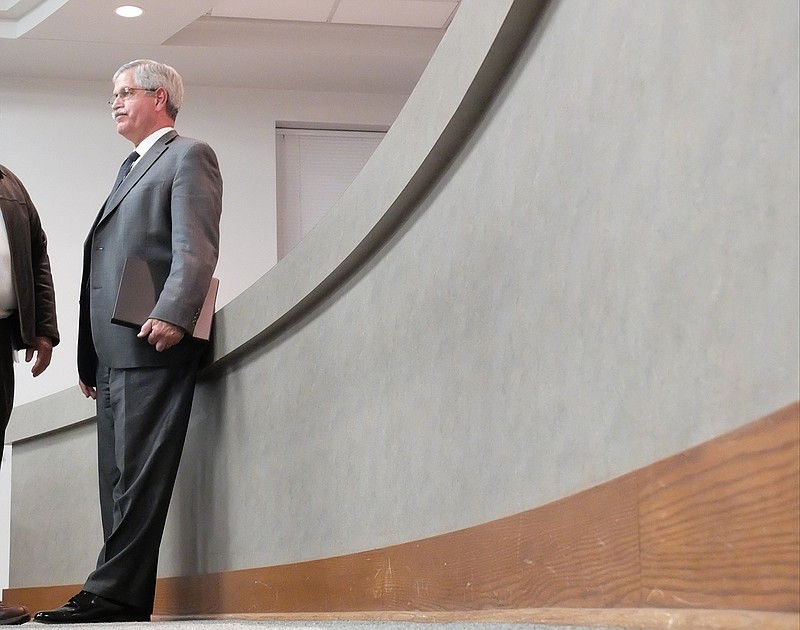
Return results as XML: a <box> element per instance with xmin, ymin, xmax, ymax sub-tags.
<box><xmin>8</xmin><ymin>0</ymin><xmax>799</xmax><ymax>588</ymax></box>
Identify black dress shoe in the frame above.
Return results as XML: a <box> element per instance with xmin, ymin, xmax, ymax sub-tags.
<box><xmin>33</xmin><ymin>591</ymin><xmax>150</xmax><ymax>624</ymax></box>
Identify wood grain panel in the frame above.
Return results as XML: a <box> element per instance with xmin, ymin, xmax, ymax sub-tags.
<box><xmin>6</xmin><ymin>584</ymin><xmax>80</xmax><ymax>613</ymax></box>
<box><xmin>638</xmin><ymin>403</ymin><xmax>800</xmax><ymax>611</ymax></box>
<box><xmin>152</xmin><ymin>471</ymin><xmax>640</xmax><ymax>614</ymax></box>
<box><xmin>6</xmin><ymin>402</ymin><xmax>798</xmax><ymax>622</ymax></box>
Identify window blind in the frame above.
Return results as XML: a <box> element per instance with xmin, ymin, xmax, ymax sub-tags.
<box><xmin>276</xmin><ymin>128</ymin><xmax>386</xmax><ymax>260</ymax></box>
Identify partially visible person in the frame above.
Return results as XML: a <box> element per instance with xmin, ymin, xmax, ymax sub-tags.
<box><xmin>34</xmin><ymin>59</ymin><xmax>222</xmax><ymax>624</ymax></box>
<box><xmin>0</xmin><ymin>163</ymin><xmax>60</xmax><ymax>625</ymax></box>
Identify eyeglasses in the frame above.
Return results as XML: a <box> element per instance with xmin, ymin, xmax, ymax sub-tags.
<box><xmin>108</xmin><ymin>86</ymin><xmax>156</xmax><ymax>105</ymax></box>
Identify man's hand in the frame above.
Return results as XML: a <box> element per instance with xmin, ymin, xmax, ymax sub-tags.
<box><xmin>79</xmin><ymin>380</ymin><xmax>97</xmax><ymax>400</ymax></box>
<box><xmin>138</xmin><ymin>318</ymin><xmax>185</xmax><ymax>352</ymax></box>
<box><xmin>25</xmin><ymin>336</ymin><xmax>53</xmax><ymax>377</ymax></box>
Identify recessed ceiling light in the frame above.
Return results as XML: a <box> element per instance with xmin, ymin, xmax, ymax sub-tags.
<box><xmin>115</xmin><ymin>5</ymin><xmax>144</xmax><ymax>18</ymax></box>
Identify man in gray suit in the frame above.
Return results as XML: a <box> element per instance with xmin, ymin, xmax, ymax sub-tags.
<box><xmin>1</xmin><ymin>164</ymin><xmax>59</xmax><ymax>625</ymax></box>
<box><xmin>35</xmin><ymin>60</ymin><xmax>222</xmax><ymax>624</ymax></box>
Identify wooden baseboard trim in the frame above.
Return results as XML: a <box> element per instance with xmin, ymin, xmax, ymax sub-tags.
<box><xmin>5</xmin><ymin>402</ymin><xmax>798</xmax><ymax>619</ymax></box>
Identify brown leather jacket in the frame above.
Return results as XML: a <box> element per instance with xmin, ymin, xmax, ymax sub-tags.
<box><xmin>0</xmin><ymin>164</ymin><xmax>59</xmax><ymax>350</ymax></box>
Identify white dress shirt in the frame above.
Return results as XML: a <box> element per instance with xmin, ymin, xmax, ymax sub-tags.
<box><xmin>0</xmin><ymin>202</ymin><xmax>17</xmax><ymax>319</ymax></box>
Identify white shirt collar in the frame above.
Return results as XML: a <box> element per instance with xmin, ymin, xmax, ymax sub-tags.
<box><xmin>133</xmin><ymin>127</ymin><xmax>174</xmax><ymax>165</ymax></box>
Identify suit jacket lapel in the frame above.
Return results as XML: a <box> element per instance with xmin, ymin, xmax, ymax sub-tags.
<box><xmin>96</xmin><ymin>130</ymin><xmax>179</xmax><ymax>226</ymax></box>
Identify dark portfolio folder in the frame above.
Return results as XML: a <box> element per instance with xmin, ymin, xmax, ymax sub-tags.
<box><xmin>112</xmin><ymin>257</ymin><xmax>219</xmax><ymax>341</ymax></box>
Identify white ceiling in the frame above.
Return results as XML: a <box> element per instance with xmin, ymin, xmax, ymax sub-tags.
<box><xmin>0</xmin><ymin>0</ymin><xmax>460</xmax><ymax>93</ymax></box>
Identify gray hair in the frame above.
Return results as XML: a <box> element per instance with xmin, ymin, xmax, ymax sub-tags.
<box><xmin>113</xmin><ymin>59</ymin><xmax>184</xmax><ymax>120</ymax></box>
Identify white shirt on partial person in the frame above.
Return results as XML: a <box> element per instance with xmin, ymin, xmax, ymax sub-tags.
<box><xmin>0</xmin><ymin>201</ymin><xmax>17</xmax><ymax>320</ymax></box>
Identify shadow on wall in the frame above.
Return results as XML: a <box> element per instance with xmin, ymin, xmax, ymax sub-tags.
<box><xmin>167</xmin><ymin>371</ymin><xmax>230</xmax><ymax>576</ymax></box>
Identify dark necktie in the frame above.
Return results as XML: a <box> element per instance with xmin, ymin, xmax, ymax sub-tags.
<box><xmin>111</xmin><ymin>150</ymin><xmax>139</xmax><ymax>193</ymax></box>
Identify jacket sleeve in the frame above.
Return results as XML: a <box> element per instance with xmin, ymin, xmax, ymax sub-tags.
<box><xmin>27</xmin><ymin>198</ymin><xmax>60</xmax><ymax>347</ymax></box>
<box><xmin>149</xmin><ymin>140</ymin><xmax>222</xmax><ymax>334</ymax></box>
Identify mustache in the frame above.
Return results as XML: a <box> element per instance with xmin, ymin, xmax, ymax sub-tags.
<box><xmin>112</xmin><ymin>108</ymin><xmax>127</xmax><ymax>119</ymax></box>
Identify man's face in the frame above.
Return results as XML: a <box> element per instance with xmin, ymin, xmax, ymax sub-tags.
<box><xmin>110</xmin><ymin>69</ymin><xmax>159</xmax><ymax>145</ymax></box>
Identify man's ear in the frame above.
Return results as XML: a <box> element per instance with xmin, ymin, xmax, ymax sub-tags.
<box><xmin>154</xmin><ymin>87</ymin><xmax>168</xmax><ymax>111</ymax></box>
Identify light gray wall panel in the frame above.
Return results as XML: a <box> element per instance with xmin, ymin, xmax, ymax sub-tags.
<box><xmin>164</xmin><ymin>0</ymin><xmax>799</xmax><ymax>575</ymax></box>
<box><xmin>11</xmin><ymin>423</ymin><xmax>100</xmax><ymax>585</ymax></box>
<box><xmin>9</xmin><ymin>0</ymin><xmax>799</xmax><ymax>588</ymax></box>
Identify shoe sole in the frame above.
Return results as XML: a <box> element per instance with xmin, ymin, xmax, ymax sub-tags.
<box><xmin>0</xmin><ymin>614</ymin><xmax>31</xmax><ymax>625</ymax></box>
<box><xmin>33</xmin><ymin>613</ymin><xmax>150</xmax><ymax>624</ymax></box>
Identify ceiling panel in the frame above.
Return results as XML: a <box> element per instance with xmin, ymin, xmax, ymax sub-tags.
<box><xmin>20</xmin><ymin>0</ymin><xmax>214</xmax><ymax>44</ymax></box>
<box><xmin>0</xmin><ymin>0</ymin><xmax>45</xmax><ymax>18</ymax></box>
<box><xmin>209</xmin><ymin>0</ymin><xmax>336</xmax><ymax>22</ymax></box>
<box><xmin>0</xmin><ymin>0</ymin><xmax>461</xmax><ymax>93</ymax></box>
<box><xmin>333</xmin><ymin>0</ymin><xmax>458</xmax><ymax>28</ymax></box>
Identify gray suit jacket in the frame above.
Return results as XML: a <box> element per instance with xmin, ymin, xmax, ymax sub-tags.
<box><xmin>78</xmin><ymin>131</ymin><xmax>222</xmax><ymax>385</ymax></box>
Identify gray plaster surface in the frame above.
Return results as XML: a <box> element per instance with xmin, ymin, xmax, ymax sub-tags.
<box><xmin>7</xmin><ymin>0</ymin><xmax>799</xmax><ymax>602</ymax></box>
